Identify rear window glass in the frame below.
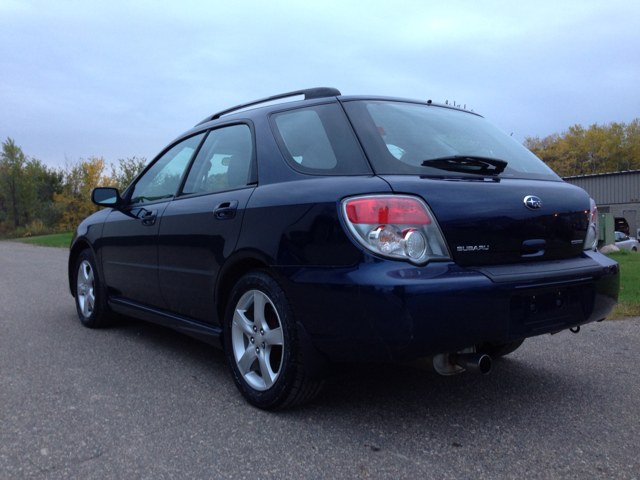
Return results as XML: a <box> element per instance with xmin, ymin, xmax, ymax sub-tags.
<box><xmin>342</xmin><ymin>101</ymin><xmax>560</xmax><ymax>181</ymax></box>
<box><xmin>271</xmin><ymin>103</ymin><xmax>371</xmax><ymax>175</ymax></box>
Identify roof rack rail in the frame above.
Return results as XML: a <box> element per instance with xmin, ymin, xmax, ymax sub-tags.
<box><xmin>195</xmin><ymin>87</ymin><xmax>341</xmax><ymax>126</ymax></box>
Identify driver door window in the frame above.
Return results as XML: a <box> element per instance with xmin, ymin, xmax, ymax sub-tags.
<box><xmin>131</xmin><ymin>133</ymin><xmax>205</xmax><ymax>204</ymax></box>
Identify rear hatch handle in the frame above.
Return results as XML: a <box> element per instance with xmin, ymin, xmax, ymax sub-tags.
<box><xmin>214</xmin><ymin>200</ymin><xmax>239</xmax><ymax>220</ymax></box>
<box><xmin>522</xmin><ymin>239</ymin><xmax>546</xmax><ymax>257</ymax></box>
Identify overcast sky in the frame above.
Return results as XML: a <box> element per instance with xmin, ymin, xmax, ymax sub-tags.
<box><xmin>1</xmin><ymin>0</ymin><xmax>639</xmax><ymax>168</ymax></box>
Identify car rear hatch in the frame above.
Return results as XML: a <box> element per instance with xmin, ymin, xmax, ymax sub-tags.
<box><xmin>380</xmin><ymin>175</ymin><xmax>591</xmax><ymax>267</ymax></box>
<box><xmin>340</xmin><ymin>99</ymin><xmax>593</xmax><ymax>267</ymax></box>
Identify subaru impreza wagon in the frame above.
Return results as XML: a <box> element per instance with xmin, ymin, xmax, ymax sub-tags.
<box><xmin>69</xmin><ymin>87</ymin><xmax>619</xmax><ymax>409</ymax></box>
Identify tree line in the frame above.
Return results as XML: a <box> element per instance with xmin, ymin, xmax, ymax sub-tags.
<box><xmin>0</xmin><ymin>138</ymin><xmax>146</xmax><ymax>238</ymax></box>
<box><xmin>525</xmin><ymin>119</ymin><xmax>640</xmax><ymax>177</ymax></box>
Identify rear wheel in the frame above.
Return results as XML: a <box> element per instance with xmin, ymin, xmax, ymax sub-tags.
<box><xmin>74</xmin><ymin>249</ymin><xmax>115</xmax><ymax>328</ymax></box>
<box><xmin>477</xmin><ymin>339</ymin><xmax>525</xmax><ymax>358</ymax></box>
<box><xmin>223</xmin><ymin>271</ymin><xmax>323</xmax><ymax>410</ymax></box>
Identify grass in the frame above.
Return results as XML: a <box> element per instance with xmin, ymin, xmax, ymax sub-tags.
<box><xmin>10</xmin><ymin>232</ymin><xmax>74</xmax><ymax>248</ymax></box>
<box><xmin>604</xmin><ymin>249</ymin><xmax>640</xmax><ymax>319</ymax></box>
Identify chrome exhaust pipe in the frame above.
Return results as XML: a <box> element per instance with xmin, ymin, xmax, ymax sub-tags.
<box><xmin>449</xmin><ymin>353</ymin><xmax>492</xmax><ymax>375</ymax></box>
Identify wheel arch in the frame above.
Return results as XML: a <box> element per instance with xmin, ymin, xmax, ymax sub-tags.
<box><xmin>216</xmin><ymin>254</ymin><xmax>274</xmax><ymax>326</ymax></box>
<box><xmin>68</xmin><ymin>238</ymin><xmax>94</xmax><ymax>296</ymax></box>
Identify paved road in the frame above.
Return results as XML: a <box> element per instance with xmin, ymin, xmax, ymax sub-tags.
<box><xmin>1</xmin><ymin>241</ymin><xmax>639</xmax><ymax>479</ymax></box>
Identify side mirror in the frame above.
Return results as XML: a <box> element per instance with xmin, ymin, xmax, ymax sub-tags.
<box><xmin>91</xmin><ymin>187</ymin><xmax>122</xmax><ymax>207</ymax></box>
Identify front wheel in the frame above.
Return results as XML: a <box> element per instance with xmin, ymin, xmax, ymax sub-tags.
<box><xmin>223</xmin><ymin>271</ymin><xmax>323</xmax><ymax>410</ymax></box>
<box><xmin>74</xmin><ymin>249</ymin><xmax>115</xmax><ymax>328</ymax></box>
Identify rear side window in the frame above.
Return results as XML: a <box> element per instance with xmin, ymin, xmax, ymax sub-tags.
<box><xmin>271</xmin><ymin>103</ymin><xmax>371</xmax><ymax>175</ymax></box>
<box><xmin>182</xmin><ymin>124</ymin><xmax>253</xmax><ymax>195</ymax></box>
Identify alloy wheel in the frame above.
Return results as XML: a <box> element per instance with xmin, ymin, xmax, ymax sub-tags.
<box><xmin>231</xmin><ymin>290</ymin><xmax>284</xmax><ymax>391</ymax></box>
<box><xmin>76</xmin><ymin>260</ymin><xmax>95</xmax><ymax>318</ymax></box>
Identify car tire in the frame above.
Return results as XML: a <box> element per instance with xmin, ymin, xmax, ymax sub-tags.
<box><xmin>74</xmin><ymin>249</ymin><xmax>116</xmax><ymax>328</ymax></box>
<box><xmin>223</xmin><ymin>271</ymin><xmax>323</xmax><ymax>410</ymax></box>
<box><xmin>476</xmin><ymin>339</ymin><xmax>525</xmax><ymax>358</ymax></box>
<box><xmin>633</xmin><ymin>247</ymin><xmax>637</xmax><ymax>252</ymax></box>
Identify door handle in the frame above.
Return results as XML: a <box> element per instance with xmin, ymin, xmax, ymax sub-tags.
<box><xmin>214</xmin><ymin>200</ymin><xmax>239</xmax><ymax>220</ymax></box>
<box><xmin>141</xmin><ymin>210</ymin><xmax>158</xmax><ymax>226</ymax></box>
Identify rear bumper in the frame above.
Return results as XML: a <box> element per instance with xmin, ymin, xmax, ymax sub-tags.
<box><xmin>274</xmin><ymin>250</ymin><xmax>619</xmax><ymax>363</ymax></box>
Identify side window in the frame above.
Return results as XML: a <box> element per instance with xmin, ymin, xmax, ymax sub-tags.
<box><xmin>182</xmin><ymin>124</ymin><xmax>252</xmax><ymax>195</ymax></box>
<box><xmin>276</xmin><ymin>110</ymin><xmax>337</xmax><ymax>169</ymax></box>
<box><xmin>271</xmin><ymin>103</ymin><xmax>371</xmax><ymax>175</ymax></box>
<box><xmin>130</xmin><ymin>133</ymin><xmax>205</xmax><ymax>204</ymax></box>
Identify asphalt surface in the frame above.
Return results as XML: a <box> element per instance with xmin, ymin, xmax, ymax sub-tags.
<box><xmin>1</xmin><ymin>240</ymin><xmax>639</xmax><ymax>479</ymax></box>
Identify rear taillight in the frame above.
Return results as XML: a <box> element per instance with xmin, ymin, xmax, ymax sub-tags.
<box><xmin>341</xmin><ymin>195</ymin><xmax>450</xmax><ymax>265</ymax></box>
<box><xmin>584</xmin><ymin>198</ymin><xmax>598</xmax><ymax>250</ymax></box>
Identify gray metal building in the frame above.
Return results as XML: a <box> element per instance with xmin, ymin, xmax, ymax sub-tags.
<box><xmin>563</xmin><ymin>170</ymin><xmax>640</xmax><ymax>237</ymax></box>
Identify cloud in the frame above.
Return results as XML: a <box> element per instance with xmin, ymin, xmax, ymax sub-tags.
<box><xmin>1</xmin><ymin>0</ymin><xmax>638</xmax><ymax>166</ymax></box>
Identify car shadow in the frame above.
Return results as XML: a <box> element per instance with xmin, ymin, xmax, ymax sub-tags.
<box><xmin>107</xmin><ymin>314</ymin><xmax>228</xmax><ymax>371</ymax></box>
<box><xmin>104</xmin><ymin>315</ymin><xmax>599</xmax><ymax>428</ymax></box>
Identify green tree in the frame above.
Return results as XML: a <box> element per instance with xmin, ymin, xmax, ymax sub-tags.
<box><xmin>25</xmin><ymin>158</ymin><xmax>65</xmax><ymax>227</ymax></box>
<box><xmin>110</xmin><ymin>156</ymin><xmax>147</xmax><ymax>192</ymax></box>
<box><xmin>0</xmin><ymin>138</ymin><xmax>29</xmax><ymax>228</ymax></box>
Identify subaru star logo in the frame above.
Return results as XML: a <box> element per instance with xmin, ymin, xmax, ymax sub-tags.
<box><xmin>524</xmin><ymin>195</ymin><xmax>542</xmax><ymax>210</ymax></box>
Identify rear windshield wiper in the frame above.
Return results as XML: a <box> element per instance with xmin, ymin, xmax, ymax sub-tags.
<box><xmin>421</xmin><ymin>155</ymin><xmax>508</xmax><ymax>175</ymax></box>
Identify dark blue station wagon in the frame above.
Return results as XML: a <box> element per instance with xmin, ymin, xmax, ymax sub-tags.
<box><xmin>69</xmin><ymin>88</ymin><xmax>619</xmax><ymax>409</ymax></box>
